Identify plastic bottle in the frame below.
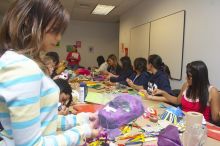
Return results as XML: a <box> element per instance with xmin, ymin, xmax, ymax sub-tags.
<box><xmin>79</xmin><ymin>82</ymin><xmax>88</xmax><ymax>103</ymax></box>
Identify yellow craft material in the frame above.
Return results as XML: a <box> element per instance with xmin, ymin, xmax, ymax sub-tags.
<box><xmin>56</xmin><ymin>61</ymin><xmax>66</xmax><ymax>74</ymax></box>
<box><xmin>89</xmin><ymin>141</ymin><xmax>101</xmax><ymax>146</ymax></box>
<box><xmin>85</xmin><ymin>81</ymin><xmax>97</xmax><ymax>86</ymax></box>
<box><xmin>121</xmin><ymin>125</ymin><xmax>132</xmax><ymax>134</ymax></box>
<box><xmin>138</xmin><ymin>92</ymin><xmax>145</xmax><ymax>97</ymax></box>
<box><xmin>118</xmin><ymin>133</ymin><xmax>142</xmax><ymax>140</ymax></box>
<box><xmin>129</xmin><ymin>133</ymin><xmax>145</xmax><ymax>142</ymax></box>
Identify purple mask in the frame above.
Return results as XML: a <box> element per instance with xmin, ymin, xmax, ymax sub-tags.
<box><xmin>98</xmin><ymin>94</ymin><xmax>144</xmax><ymax>129</ymax></box>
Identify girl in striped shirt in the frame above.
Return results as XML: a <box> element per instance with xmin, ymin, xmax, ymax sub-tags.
<box><xmin>0</xmin><ymin>0</ymin><xmax>100</xmax><ymax>145</ymax></box>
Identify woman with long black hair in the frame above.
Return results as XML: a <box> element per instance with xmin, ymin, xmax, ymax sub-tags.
<box><xmin>145</xmin><ymin>54</ymin><xmax>172</xmax><ymax>95</ymax></box>
<box><xmin>141</xmin><ymin>60</ymin><xmax>220</xmax><ymax>123</ymax></box>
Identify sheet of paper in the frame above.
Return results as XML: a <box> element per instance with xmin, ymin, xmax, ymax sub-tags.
<box><xmin>85</xmin><ymin>92</ymin><xmax>112</xmax><ymax>105</ymax></box>
<box><xmin>72</xmin><ymin>53</ymin><xmax>79</xmax><ymax>59</ymax></box>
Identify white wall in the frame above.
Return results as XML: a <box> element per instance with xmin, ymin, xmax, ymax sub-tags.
<box><xmin>55</xmin><ymin>20</ymin><xmax>119</xmax><ymax>68</ymax></box>
<box><xmin>0</xmin><ymin>15</ymin><xmax>119</xmax><ymax>68</ymax></box>
<box><xmin>119</xmin><ymin>0</ymin><xmax>220</xmax><ymax>89</ymax></box>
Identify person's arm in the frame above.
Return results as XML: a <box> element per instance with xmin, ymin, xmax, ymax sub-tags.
<box><xmin>110</xmin><ymin>70</ymin><xmax>133</xmax><ymax>83</ymax></box>
<box><xmin>66</xmin><ymin>52</ymin><xmax>72</xmax><ymax>61</ymax></box>
<box><xmin>109</xmin><ymin>73</ymin><xmax>122</xmax><ymax>82</ymax></box>
<box><xmin>209</xmin><ymin>87</ymin><xmax>220</xmax><ymax>122</ymax></box>
<box><xmin>127</xmin><ymin>78</ymin><xmax>144</xmax><ymax>91</ymax></box>
<box><xmin>4</xmin><ymin>80</ymin><xmax>92</xmax><ymax>145</ymax></box>
<box><xmin>57</xmin><ymin>112</ymin><xmax>91</xmax><ymax>131</ymax></box>
<box><xmin>139</xmin><ymin>89</ymin><xmax>168</xmax><ymax>102</ymax></box>
<box><xmin>139</xmin><ymin>82</ymin><xmax>187</xmax><ymax>104</ymax></box>
<box><xmin>1</xmin><ymin>60</ymin><xmax>98</xmax><ymax>146</ymax></box>
<box><xmin>77</xmin><ymin>53</ymin><xmax>81</xmax><ymax>62</ymax></box>
<box><xmin>108</xmin><ymin>72</ymin><xmax>118</xmax><ymax>78</ymax></box>
<box><xmin>152</xmin><ymin>82</ymin><xmax>187</xmax><ymax>104</ymax></box>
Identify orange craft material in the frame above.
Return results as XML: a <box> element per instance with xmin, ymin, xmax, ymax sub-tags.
<box><xmin>73</xmin><ymin>103</ymin><xmax>104</xmax><ymax>114</ymax></box>
<box><xmin>206</xmin><ymin>124</ymin><xmax>220</xmax><ymax>141</ymax></box>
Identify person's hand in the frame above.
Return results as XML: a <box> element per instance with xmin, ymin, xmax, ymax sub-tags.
<box><xmin>106</xmin><ymin>72</ymin><xmax>114</xmax><ymax>79</ymax></box>
<box><xmin>152</xmin><ymin>88</ymin><xmax>165</xmax><ymax>96</ymax></box>
<box><xmin>89</xmin><ymin>113</ymin><xmax>99</xmax><ymax>128</ymax></box>
<box><xmin>58</xmin><ymin>106</ymin><xmax>69</xmax><ymax>115</ymax></box>
<box><xmin>53</xmin><ymin>75</ymin><xmax>60</xmax><ymax>80</ymax></box>
<box><xmin>100</xmin><ymin>70</ymin><xmax>108</xmax><ymax>75</ymax></box>
<box><xmin>139</xmin><ymin>89</ymin><xmax>152</xmax><ymax>100</ymax></box>
<box><xmin>126</xmin><ymin>78</ymin><xmax>134</xmax><ymax>87</ymax></box>
<box><xmin>90</xmin><ymin>127</ymin><xmax>102</xmax><ymax>138</ymax></box>
<box><xmin>70</xmin><ymin>106</ymin><xmax>78</xmax><ymax>115</ymax></box>
<box><xmin>70</xmin><ymin>56</ymin><xmax>76</xmax><ymax>59</ymax></box>
<box><xmin>106</xmin><ymin>74</ymin><xmax>111</xmax><ymax>80</ymax></box>
<box><xmin>89</xmin><ymin>113</ymin><xmax>102</xmax><ymax>138</ymax></box>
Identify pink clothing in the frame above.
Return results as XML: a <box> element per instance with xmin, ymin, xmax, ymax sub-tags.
<box><xmin>181</xmin><ymin>86</ymin><xmax>212</xmax><ymax>121</ymax></box>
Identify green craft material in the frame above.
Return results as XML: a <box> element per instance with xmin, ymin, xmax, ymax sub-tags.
<box><xmin>85</xmin><ymin>92</ymin><xmax>112</xmax><ymax>105</ymax></box>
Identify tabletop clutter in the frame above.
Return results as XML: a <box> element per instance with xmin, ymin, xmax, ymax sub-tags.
<box><xmin>63</xmin><ymin>72</ymin><xmax>210</xmax><ymax>146</ymax></box>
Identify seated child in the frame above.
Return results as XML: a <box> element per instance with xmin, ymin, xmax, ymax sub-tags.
<box><xmin>125</xmin><ymin>57</ymin><xmax>151</xmax><ymax>90</ymax></box>
<box><xmin>54</xmin><ymin>79</ymin><xmax>77</xmax><ymax>115</ymax></box>
<box><xmin>43</xmin><ymin>55</ymin><xmax>56</xmax><ymax>76</ymax></box>
<box><xmin>45</xmin><ymin>51</ymin><xmax>60</xmax><ymax>78</ymax></box>
<box><xmin>109</xmin><ymin>56</ymin><xmax>133</xmax><ymax>83</ymax></box>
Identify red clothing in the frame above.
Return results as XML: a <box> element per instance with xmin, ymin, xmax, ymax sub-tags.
<box><xmin>181</xmin><ymin>87</ymin><xmax>212</xmax><ymax>121</ymax></box>
<box><xmin>66</xmin><ymin>52</ymin><xmax>81</xmax><ymax>66</ymax></box>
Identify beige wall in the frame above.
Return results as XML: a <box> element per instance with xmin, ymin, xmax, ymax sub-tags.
<box><xmin>120</xmin><ymin>0</ymin><xmax>220</xmax><ymax>89</ymax></box>
<box><xmin>54</xmin><ymin>20</ymin><xmax>119</xmax><ymax>68</ymax></box>
<box><xmin>0</xmin><ymin>15</ymin><xmax>3</xmax><ymax>25</ymax></box>
<box><xmin>0</xmin><ymin>15</ymin><xmax>119</xmax><ymax>68</ymax></box>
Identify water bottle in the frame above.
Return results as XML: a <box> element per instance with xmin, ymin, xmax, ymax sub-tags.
<box><xmin>79</xmin><ymin>82</ymin><xmax>88</xmax><ymax>102</ymax></box>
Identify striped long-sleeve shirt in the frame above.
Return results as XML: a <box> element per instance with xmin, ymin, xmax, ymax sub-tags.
<box><xmin>0</xmin><ymin>51</ymin><xmax>91</xmax><ymax>146</ymax></box>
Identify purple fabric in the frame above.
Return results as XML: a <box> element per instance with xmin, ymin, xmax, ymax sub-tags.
<box><xmin>158</xmin><ymin>125</ymin><xmax>182</xmax><ymax>146</ymax></box>
<box><xmin>98</xmin><ymin>94</ymin><xmax>144</xmax><ymax>129</ymax></box>
<box><xmin>93</xmin><ymin>75</ymin><xmax>105</xmax><ymax>81</ymax></box>
<box><xmin>107</xmin><ymin>128</ymin><xmax>121</xmax><ymax>140</ymax></box>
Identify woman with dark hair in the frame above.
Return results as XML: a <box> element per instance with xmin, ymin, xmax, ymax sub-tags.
<box><xmin>97</xmin><ymin>56</ymin><xmax>105</xmax><ymax>67</ymax></box>
<box><xmin>109</xmin><ymin>56</ymin><xmax>133</xmax><ymax>83</ymax></box>
<box><xmin>106</xmin><ymin>54</ymin><xmax>122</xmax><ymax>75</ymax></box>
<box><xmin>96</xmin><ymin>55</ymin><xmax>108</xmax><ymax>72</ymax></box>
<box><xmin>125</xmin><ymin>57</ymin><xmax>151</xmax><ymax>90</ymax></box>
<box><xmin>0</xmin><ymin>0</ymin><xmax>99</xmax><ymax>145</ymax></box>
<box><xmin>144</xmin><ymin>54</ymin><xmax>173</xmax><ymax>95</ymax></box>
<box><xmin>143</xmin><ymin>61</ymin><xmax>220</xmax><ymax>123</ymax></box>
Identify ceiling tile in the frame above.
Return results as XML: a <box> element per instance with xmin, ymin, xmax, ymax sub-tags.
<box><xmin>0</xmin><ymin>0</ymin><xmax>143</xmax><ymax>23</ymax></box>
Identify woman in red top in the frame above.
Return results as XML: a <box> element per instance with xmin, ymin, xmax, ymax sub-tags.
<box><xmin>66</xmin><ymin>46</ymin><xmax>81</xmax><ymax>70</ymax></box>
<box><xmin>142</xmin><ymin>61</ymin><xmax>220</xmax><ymax>123</ymax></box>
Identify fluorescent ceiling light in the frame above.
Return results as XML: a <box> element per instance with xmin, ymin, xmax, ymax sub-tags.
<box><xmin>92</xmin><ymin>4</ymin><xmax>115</xmax><ymax>15</ymax></box>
